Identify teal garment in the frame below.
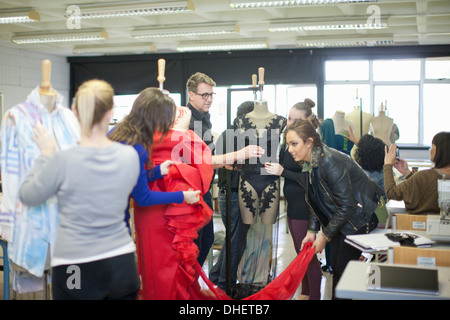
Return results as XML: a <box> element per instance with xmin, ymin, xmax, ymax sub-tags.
<box><xmin>320</xmin><ymin>118</ymin><xmax>354</xmax><ymax>156</ymax></box>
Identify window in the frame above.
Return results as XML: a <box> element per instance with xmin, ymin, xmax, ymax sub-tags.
<box><xmin>324</xmin><ymin>84</ymin><xmax>370</xmax><ymax>120</ymax></box>
<box><xmin>373</xmin><ymin>59</ymin><xmax>421</xmax><ymax>81</ymax></box>
<box><xmin>324</xmin><ymin>57</ymin><xmax>450</xmax><ymax>146</ymax></box>
<box><xmin>423</xmin><ymin>84</ymin><xmax>450</xmax><ymax>144</ymax></box>
<box><xmin>325</xmin><ymin>60</ymin><xmax>369</xmax><ymax>81</ymax></box>
<box><xmin>111</xmin><ymin>92</ymin><xmax>181</xmax><ymax>124</ymax></box>
<box><xmin>373</xmin><ymin>85</ymin><xmax>419</xmax><ymax>144</ymax></box>
<box><xmin>425</xmin><ymin>58</ymin><xmax>450</xmax><ymax>80</ymax></box>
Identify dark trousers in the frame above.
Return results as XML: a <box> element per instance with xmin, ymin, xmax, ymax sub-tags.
<box><xmin>288</xmin><ymin>217</ymin><xmax>322</xmax><ymax>300</ymax></box>
<box><xmin>195</xmin><ymin>190</ymin><xmax>214</xmax><ymax>266</ymax></box>
<box><xmin>329</xmin><ymin>213</ymin><xmax>379</xmax><ymax>299</ymax></box>
<box><xmin>52</xmin><ymin>252</ymin><xmax>140</xmax><ymax>300</ymax></box>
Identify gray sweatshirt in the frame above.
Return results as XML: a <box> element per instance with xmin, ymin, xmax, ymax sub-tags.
<box><xmin>19</xmin><ymin>142</ymin><xmax>139</xmax><ymax>266</ymax></box>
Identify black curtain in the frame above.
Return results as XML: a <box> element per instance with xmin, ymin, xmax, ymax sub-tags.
<box><xmin>68</xmin><ymin>45</ymin><xmax>450</xmax><ymax>112</ymax></box>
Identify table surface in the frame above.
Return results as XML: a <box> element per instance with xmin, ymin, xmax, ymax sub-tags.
<box><xmin>335</xmin><ymin>261</ymin><xmax>450</xmax><ymax>300</ymax></box>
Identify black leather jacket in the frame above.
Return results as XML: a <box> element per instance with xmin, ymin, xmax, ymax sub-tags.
<box><xmin>305</xmin><ymin>145</ymin><xmax>382</xmax><ymax>239</ymax></box>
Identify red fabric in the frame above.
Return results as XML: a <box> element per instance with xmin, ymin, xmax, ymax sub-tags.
<box><xmin>133</xmin><ymin>129</ymin><xmax>316</xmax><ymax>300</ymax></box>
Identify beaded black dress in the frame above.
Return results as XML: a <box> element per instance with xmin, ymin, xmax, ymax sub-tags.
<box><xmin>234</xmin><ymin>111</ymin><xmax>287</xmax><ymax>225</ymax></box>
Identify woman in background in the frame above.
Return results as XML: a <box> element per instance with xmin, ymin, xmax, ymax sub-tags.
<box><xmin>384</xmin><ymin>131</ymin><xmax>450</xmax><ymax>214</ymax></box>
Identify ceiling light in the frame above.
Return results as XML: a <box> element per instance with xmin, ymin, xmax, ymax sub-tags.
<box><xmin>74</xmin><ymin>1</ymin><xmax>194</xmax><ymax>19</ymax></box>
<box><xmin>296</xmin><ymin>36</ymin><xmax>393</xmax><ymax>47</ymax></box>
<box><xmin>0</xmin><ymin>9</ymin><xmax>40</xmax><ymax>24</ymax></box>
<box><xmin>11</xmin><ymin>30</ymin><xmax>108</xmax><ymax>44</ymax></box>
<box><xmin>230</xmin><ymin>0</ymin><xmax>377</xmax><ymax>9</ymax></box>
<box><xmin>73</xmin><ymin>44</ymin><xmax>157</xmax><ymax>55</ymax></box>
<box><xmin>270</xmin><ymin>18</ymin><xmax>388</xmax><ymax>32</ymax></box>
<box><xmin>177</xmin><ymin>40</ymin><xmax>268</xmax><ymax>52</ymax></box>
<box><xmin>132</xmin><ymin>24</ymin><xmax>239</xmax><ymax>39</ymax></box>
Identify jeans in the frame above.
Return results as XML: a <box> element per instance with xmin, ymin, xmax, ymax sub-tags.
<box><xmin>209</xmin><ymin>190</ymin><xmax>249</xmax><ymax>291</ymax></box>
<box><xmin>195</xmin><ymin>190</ymin><xmax>214</xmax><ymax>266</ymax></box>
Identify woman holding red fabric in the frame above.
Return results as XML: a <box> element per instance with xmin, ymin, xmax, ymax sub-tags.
<box><xmin>144</xmin><ymin>106</ymin><xmax>316</xmax><ymax>300</ymax></box>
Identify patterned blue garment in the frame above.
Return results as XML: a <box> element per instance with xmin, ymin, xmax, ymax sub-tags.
<box><xmin>0</xmin><ymin>87</ymin><xmax>79</xmax><ymax>292</ymax></box>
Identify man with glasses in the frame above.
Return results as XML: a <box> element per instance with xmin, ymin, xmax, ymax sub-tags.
<box><xmin>185</xmin><ymin>72</ymin><xmax>264</xmax><ymax>267</ymax></box>
<box><xmin>186</xmin><ymin>72</ymin><xmax>217</xmax><ymax>267</ymax></box>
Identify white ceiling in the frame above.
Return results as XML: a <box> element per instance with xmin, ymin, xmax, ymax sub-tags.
<box><xmin>1</xmin><ymin>0</ymin><xmax>450</xmax><ymax>57</ymax></box>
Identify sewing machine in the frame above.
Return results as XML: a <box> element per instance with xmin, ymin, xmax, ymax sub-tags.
<box><xmin>427</xmin><ymin>179</ymin><xmax>450</xmax><ymax>242</ymax></box>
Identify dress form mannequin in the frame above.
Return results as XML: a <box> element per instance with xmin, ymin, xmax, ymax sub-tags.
<box><xmin>332</xmin><ymin>111</ymin><xmax>355</xmax><ymax>136</ymax></box>
<box><xmin>235</xmin><ymin>99</ymin><xmax>286</xmax><ymax>225</ymax></box>
<box><xmin>234</xmin><ymin>78</ymin><xmax>286</xmax><ymax>285</ymax></box>
<box><xmin>173</xmin><ymin>106</ymin><xmax>191</xmax><ymax>131</ymax></box>
<box><xmin>345</xmin><ymin>107</ymin><xmax>373</xmax><ymax>141</ymax></box>
<box><xmin>0</xmin><ymin>60</ymin><xmax>79</xmax><ymax>293</ymax></box>
<box><xmin>369</xmin><ymin>104</ymin><xmax>399</xmax><ymax>146</ymax></box>
<box><xmin>39</xmin><ymin>60</ymin><xmax>57</xmax><ymax>113</ymax></box>
<box><xmin>320</xmin><ymin>111</ymin><xmax>355</xmax><ymax>156</ymax></box>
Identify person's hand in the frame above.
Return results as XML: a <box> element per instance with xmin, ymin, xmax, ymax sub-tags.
<box><xmin>384</xmin><ymin>143</ymin><xmax>398</xmax><ymax>166</ymax></box>
<box><xmin>32</xmin><ymin>123</ymin><xmax>56</xmax><ymax>156</ymax></box>
<box><xmin>312</xmin><ymin>234</ymin><xmax>328</xmax><ymax>254</ymax></box>
<box><xmin>264</xmin><ymin>162</ymin><xmax>284</xmax><ymax>176</ymax></box>
<box><xmin>183</xmin><ymin>190</ymin><xmax>201</xmax><ymax>204</ymax></box>
<box><xmin>343</xmin><ymin>126</ymin><xmax>359</xmax><ymax>144</ymax></box>
<box><xmin>160</xmin><ymin>160</ymin><xmax>173</xmax><ymax>175</ymax></box>
<box><xmin>394</xmin><ymin>158</ymin><xmax>411</xmax><ymax>177</ymax></box>
<box><xmin>300</xmin><ymin>232</ymin><xmax>316</xmax><ymax>251</ymax></box>
<box><xmin>236</xmin><ymin>145</ymin><xmax>265</xmax><ymax>161</ymax></box>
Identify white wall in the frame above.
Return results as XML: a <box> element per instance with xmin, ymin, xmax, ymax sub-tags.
<box><xmin>0</xmin><ymin>45</ymin><xmax>70</xmax><ymax>115</ymax></box>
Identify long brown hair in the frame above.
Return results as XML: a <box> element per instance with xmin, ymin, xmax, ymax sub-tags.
<box><xmin>109</xmin><ymin>88</ymin><xmax>176</xmax><ymax>164</ymax></box>
<box><xmin>432</xmin><ymin>131</ymin><xmax>450</xmax><ymax>169</ymax></box>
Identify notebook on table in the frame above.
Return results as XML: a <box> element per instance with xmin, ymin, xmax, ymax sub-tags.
<box><xmin>367</xmin><ymin>264</ymin><xmax>439</xmax><ymax>296</ymax></box>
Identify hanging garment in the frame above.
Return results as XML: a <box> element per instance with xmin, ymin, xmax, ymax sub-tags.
<box><xmin>320</xmin><ymin>118</ymin><xmax>354</xmax><ymax>156</ymax></box>
<box><xmin>0</xmin><ymin>86</ymin><xmax>79</xmax><ymax>292</ymax></box>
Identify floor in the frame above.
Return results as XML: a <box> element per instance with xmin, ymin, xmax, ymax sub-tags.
<box><xmin>0</xmin><ymin>204</ymin><xmax>333</xmax><ymax>300</ymax></box>
<box><xmin>205</xmin><ymin>211</ymin><xmax>333</xmax><ymax>300</ymax></box>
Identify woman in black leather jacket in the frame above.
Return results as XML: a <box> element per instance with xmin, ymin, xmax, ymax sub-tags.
<box><xmin>285</xmin><ymin>119</ymin><xmax>381</xmax><ymax>299</ymax></box>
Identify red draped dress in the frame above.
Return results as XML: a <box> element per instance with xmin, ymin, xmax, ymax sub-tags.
<box><xmin>133</xmin><ymin>129</ymin><xmax>316</xmax><ymax>300</ymax></box>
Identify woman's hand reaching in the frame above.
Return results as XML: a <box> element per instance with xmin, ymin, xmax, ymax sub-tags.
<box><xmin>32</xmin><ymin>123</ymin><xmax>56</xmax><ymax>157</ymax></box>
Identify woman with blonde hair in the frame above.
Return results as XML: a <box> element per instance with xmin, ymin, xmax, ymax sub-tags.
<box><xmin>19</xmin><ymin>79</ymin><xmax>141</xmax><ymax>300</ymax></box>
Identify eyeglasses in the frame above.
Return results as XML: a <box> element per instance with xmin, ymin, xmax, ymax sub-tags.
<box><xmin>193</xmin><ymin>92</ymin><xmax>216</xmax><ymax>100</ymax></box>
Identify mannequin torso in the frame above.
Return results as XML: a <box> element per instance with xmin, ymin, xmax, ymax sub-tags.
<box><xmin>370</xmin><ymin>111</ymin><xmax>395</xmax><ymax>146</ymax></box>
<box><xmin>332</xmin><ymin>111</ymin><xmax>354</xmax><ymax>135</ymax></box>
<box><xmin>345</xmin><ymin>107</ymin><xmax>373</xmax><ymax>140</ymax></box>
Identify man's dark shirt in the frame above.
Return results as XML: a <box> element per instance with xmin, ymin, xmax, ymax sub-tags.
<box><xmin>187</xmin><ymin>103</ymin><xmax>214</xmax><ymax>153</ymax></box>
